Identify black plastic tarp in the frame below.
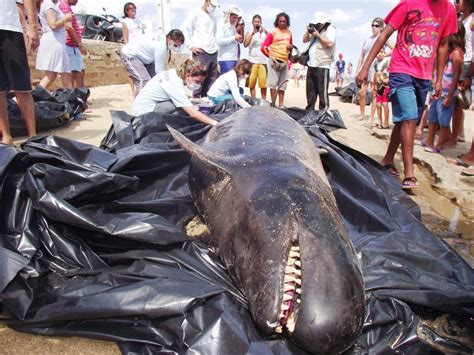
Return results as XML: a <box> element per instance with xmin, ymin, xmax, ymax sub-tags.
<box><xmin>0</xmin><ymin>107</ymin><xmax>473</xmax><ymax>354</ymax></box>
<box><xmin>8</xmin><ymin>87</ymin><xmax>90</xmax><ymax>137</ymax></box>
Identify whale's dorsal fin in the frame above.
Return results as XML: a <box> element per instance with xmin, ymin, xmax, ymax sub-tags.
<box><xmin>167</xmin><ymin>125</ymin><xmax>229</xmax><ymax>174</ymax></box>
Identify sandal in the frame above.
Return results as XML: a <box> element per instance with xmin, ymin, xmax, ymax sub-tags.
<box><xmin>415</xmin><ymin>139</ymin><xmax>427</xmax><ymax>147</ymax></box>
<box><xmin>424</xmin><ymin>146</ymin><xmax>441</xmax><ymax>154</ymax></box>
<box><xmin>372</xmin><ymin>122</ymin><xmax>382</xmax><ymax>128</ymax></box>
<box><xmin>401</xmin><ymin>176</ymin><xmax>420</xmax><ymax>189</ymax></box>
<box><xmin>383</xmin><ymin>164</ymin><xmax>400</xmax><ymax>177</ymax></box>
<box><xmin>461</xmin><ymin>166</ymin><xmax>474</xmax><ymax>176</ymax></box>
<box><xmin>456</xmin><ymin>157</ymin><xmax>471</xmax><ymax>167</ymax></box>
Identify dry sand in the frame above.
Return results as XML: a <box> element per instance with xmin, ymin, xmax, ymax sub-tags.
<box><xmin>2</xmin><ymin>80</ymin><xmax>473</xmax><ymax>353</ymax></box>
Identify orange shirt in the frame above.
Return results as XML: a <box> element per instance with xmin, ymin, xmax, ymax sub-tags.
<box><xmin>262</xmin><ymin>28</ymin><xmax>293</xmax><ymax>62</ymax></box>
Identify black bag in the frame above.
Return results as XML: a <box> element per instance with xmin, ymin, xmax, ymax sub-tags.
<box><xmin>298</xmin><ymin>37</ymin><xmax>316</xmax><ymax>66</ymax></box>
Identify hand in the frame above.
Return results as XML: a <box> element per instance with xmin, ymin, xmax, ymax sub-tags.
<box><xmin>25</xmin><ymin>26</ymin><xmax>39</xmax><ymax>50</ymax></box>
<box><xmin>63</xmin><ymin>13</ymin><xmax>74</xmax><ymax>23</ymax></box>
<box><xmin>210</xmin><ymin>119</ymin><xmax>218</xmax><ymax>126</ymax></box>
<box><xmin>356</xmin><ymin>68</ymin><xmax>368</xmax><ymax>88</ymax></box>
<box><xmin>287</xmin><ymin>44</ymin><xmax>293</xmax><ymax>51</ymax></box>
<box><xmin>443</xmin><ymin>95</ymin><xmax>452</xmax><ymax>108</ymax></box>
<box><xmin>235</xmin><ymin>33</ymin><xmax>243</xmax><ymax>42</ymax></box>
<box><xmin>190</xmin><ymin>47</ymin><xmax>203</xmax><ymax>55</ymax></box>
<box><xmin>312</xmin><ymin>30</ymin><xmax>320</xmax><ymax>38</ymax></box>
<box><xmin>79</xmin><ymin>45</ymin><xmax>88</xmax><ymax>55</ymax></box>
<box><xmin>462</xmin><ymin>76</ymin><xmax>472</xmax><ymax>92</ymax></box>
<box><xmin>432</xmin><ymin>80</ymin><xmax>442</xmax><ymax>100</ymax></box>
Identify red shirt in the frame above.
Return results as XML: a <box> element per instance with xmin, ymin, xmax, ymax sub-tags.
<box><xmin>58</xmin><ymin>0</ymin><xmax>81</xmax><ymax>47</ymax></box>
<box><xmin>386</xmin><ymin>0</ymin><xmax>457</xmax><ymax>80</ymax></box>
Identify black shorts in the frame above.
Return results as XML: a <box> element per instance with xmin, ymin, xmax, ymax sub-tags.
<box><xmin>0</xmin><ymin>30</ymin><xmax>32</xmax><ymax>92</ymax></box>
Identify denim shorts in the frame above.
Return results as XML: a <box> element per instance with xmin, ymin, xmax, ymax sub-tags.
<box><xmin>66</xmin><ymin>46</ymin><xmax>85</xmax><ymax>72</ymax></box>
<box><xmin>389</xmin><ymin>73</ymin><xmax>431</xmax><ymax>124</ymax></box>
<box><xmin>428</xmin><ymin>97</ymin><xmax>456</xmax><ymax>128</ymax></box>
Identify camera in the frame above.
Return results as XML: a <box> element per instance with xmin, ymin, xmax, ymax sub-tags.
<box><xmin>255</xmin><ymin>25</ymin><xmax>261</xmax><ymax>31</ymax></box>
<box><xmin>307</xmin><ymin>23</ymin><xmax>316</xmax><ymax>34</ymax></box>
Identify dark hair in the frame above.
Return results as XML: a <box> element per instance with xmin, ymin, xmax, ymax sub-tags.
<box><xmin>176</xmin><ymin>59</ymin><xmax>208</xmax><ymax>79</ymax></box>
<box><xmin>449</xmin><ymin>21</ymin><xmax>466</xmax><ymax>53</ymax></box>
<box><xmin>372</xmin><ymin>17</ymin><xmax>385</xmax><ymax>28</ymax></box>
<box><xmin>123</xmin><ymin>2</ymin><xmax>136</xmax><ymax>18</ymax></box>
<box><xmin>234</xmin><ymin>59</ymin><xmax>252</xmax><ymax>75</ymax></box>
<box><xmin>274</xmin><ymin>12</ymin><xmax>290</xmax><ymax>28</ymax></box>
<box><xmin>167</xmin><ymin>29</ymin><xmax>185</xmax><ymax>43</ymax></box>
<box><xmin>252</xmin><ymin>14</ymin><xmax>262</xmax><ymax>21</ymax></box>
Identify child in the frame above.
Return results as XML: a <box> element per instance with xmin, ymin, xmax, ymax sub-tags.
<box><xmin>373</xmin><ymin>72</ymin><xmax>390</xmax><ymax>129</ymax></box>
<box><xmin>356</xmin><ymin>0</ymin><xmax>457</xmax><ymax>189</ymax></box>
<box><xmin>424</xmin><ymin>23</ymin><xmax>465</xmax><ymax>154</ymax></box>
<box><xmin>207</xmin><ymin>59</ymin><xmax>252</xmax><ymax>108</ymax></box>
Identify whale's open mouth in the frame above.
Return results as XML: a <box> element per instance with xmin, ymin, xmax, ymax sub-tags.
<box><xmin>275</xmin><ymin>244</ymin><xmax>301</xmax><ymax>334</ymax></box>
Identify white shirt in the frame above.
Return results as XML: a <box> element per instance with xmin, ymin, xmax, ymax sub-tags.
<box><xmin>216</xmin><ymin>20</ymin><xmax>238</xmax><ymax>61</ymax></box>
<box><xmin>207</xmin><ymin>70</ymin><xmax>250</xmax><ymax>108</ymax></box>
<box><xmin>247</xmin><ymin>30</ymin><xmax>267</xmax><ymax>64</ymax></box>
<box><xmin>122</xmin><ymin>39</ymin><xmax>168</xmax><ymax>74</ymax></box>
<box><xmin>0</xmin><ymin>1</ymin><xmax>22</xmax><ymax>32</ymax></box>
<box><xmin>39</xmin><ymin>0</ymin><xmax>66</xmax><ymax>39</ymax></box>
<box><xmin>180</xmin><ymin>8</ymin><xmax>218</xmax><ymax>54</ymax></box>
<box><xmin>122</xmin><ymin>17</ymin><xmax>145</xmax><ymax>41</ymax></box>
<box><xmin>307</xmin><ymin>25</ymin><xmax>336</xmax><ymax>69</ymax></box>
<box><xmin>132</xmin><ymin>69</ymin><xmax>192</xmax><ymax>116</ymax></box>
<box><xmin>462</xmin><ymin>14</ymin><xmax>473</xmax><ymax>63</ymax></box>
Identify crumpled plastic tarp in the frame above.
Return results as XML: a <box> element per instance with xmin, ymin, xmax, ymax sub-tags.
<box><xmin>8</xmin><ymin>87</ymin><xmax>90</xmax><ymax>137</ymax></box>
<box><xmin>0</xmin><ymin>106</ymin><xmax>473</xmax><ymax>354</ymax></box>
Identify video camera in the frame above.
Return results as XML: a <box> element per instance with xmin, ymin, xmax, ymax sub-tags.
<box><xmin>307</xmin><ymin>22</ymin><xmax>330</xmax><ymax>34</ymax></box>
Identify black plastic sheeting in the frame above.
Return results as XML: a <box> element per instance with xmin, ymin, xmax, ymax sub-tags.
<box><xmin>8</xmin><ymin>87</ymin><xmax>90</xmax><ymax>137</ymax></box>
<box><xmin>0</xmin><ymin>107</ymin><xmax>473</xmax><ymax>354</ymax></box>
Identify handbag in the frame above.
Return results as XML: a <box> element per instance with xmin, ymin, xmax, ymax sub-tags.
<box><xmin>297</xmin><ymin>37</ymin><xmax>317</xmax><ymax>66</ymax></box>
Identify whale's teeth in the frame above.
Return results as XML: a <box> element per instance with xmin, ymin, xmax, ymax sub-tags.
<box><xmin>290</xmin><ymin>246</ymin><xmax>300</xmax><ymax>251</ymax></box>
<box><xmin>295</xmin><ymin>288</ymin><xmax>302</xmax><ymax>294</ymax></box>
<box><xmin>281</xmin><ymin>304</ymin><xmax>290</xmax><ymax>311</ymax></box>
<box><xmin>284</xmin><ymin>275</ymin><xmax>296</xmax><ymax>283</ymax></box>
<box><xmin>289</xmin><ymin>251</ymin><xmax>299</xmax><ymax>258</ymax></box>
<box><xmin>285</xmin><ymin>266</ymin><xmax>297</xmax><ymax>274</ymax></box>
<box><xmin>287</xmin><ymin>258</ymin><xmax>295</xmax><ymax>266</ymax></box>
<box><xmin>283</xmin><ymin>294</ymin><xmax>293</xmax><ymax>302</ymax></box>
<box><xmin>284</xmin><ymin>284</ymin><xmax>294</xmax><ymax>292</ymax></box>
<box><xmin>296</xmin><ymin>299</ymin><xmax>301</xmax><ymax>304</ymax></box>
<box><xmin>275</xmin><ymin>326</ymin><xmax>283</xmax><ymax>333</ymax></box>
<box><xmin>286</xmin><ymin>314</ymin><xmax>296</xmax><ymax>333</ymax></box>
<box><xmin>294</xmin><ymin>278</ymin><xmax>302</xmax><ymax>286</ymax></box>
<box><xmin>295</xmin><ymin>260</ymin><xmax>301</xmax><ymax>267</ymax></box>
<box><xmin>294</xmin><ymin>269</ymin><xmax>302</xmax><ymax>276</ymax></box>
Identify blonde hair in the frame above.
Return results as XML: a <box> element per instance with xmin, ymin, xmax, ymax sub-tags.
<box><xmin>176</xmin><ymin>59</ymin><xmax>207</xmax><ymax>79</ymax></box>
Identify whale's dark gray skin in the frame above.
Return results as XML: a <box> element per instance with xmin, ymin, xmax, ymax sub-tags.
<box><xmin>169</xmin><ymin>106</ymin><xmax>365</xmax><ymax>354</ymax></box>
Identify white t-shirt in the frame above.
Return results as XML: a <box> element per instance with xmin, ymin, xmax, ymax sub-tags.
<box><xmin>207</xmin><ymin>70</ymin><xmax>250</xmax><ymax>108</ymax></box>
<box><xmin>132</xmin><ymin>69</ymin><xmax>192</xmax><ymax>116</ymax></box>
<box><xmin>122</xmin><ymin>39</ymin><xmax>168</xmax><ymax>73</ymax></box>
<box><xmin>216</xmin><ymin>20</ymin><xmax>238</xmax><ymax>61</ymax></box>
<box><xmin>180</xmin><ymin>8</ymin><xmax>218</xmax><ymax>54</ymax></box>
<box><xmin>122</xmin><ymin>17</ymin><xmax>145</xmax><ymax>41</ymax></box>
<box><xmin>307</xmin><ymin>25</ymin><xmax>337</xmax><ymax>69</ymax></box>
<box><xmin>39</xmin><ymin>0</ymin><xmax>66</xmax><ymax>39</ymax></box>
<box><xmin>0</xmin><ymin>1</ymin><xmax>22</xmax><ymax>32</ymax></box>
<box><xmin>247</xmin><ymin>30</ymin><xmax>267</xmax><ymax>64</ymax></box>
<box><xmin>462</xmin><ymin>14</ymin><xmax>473</xmax><ymax>63</ymax></box>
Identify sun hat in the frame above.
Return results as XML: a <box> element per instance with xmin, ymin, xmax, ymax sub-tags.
<box><xmin>310</xmin><ymin>12</ymin><xmax>331</xmax><ymax>25</ymax></box>
<box><xmin>224</xmin><ymin>4</ymin><xmax>243</xmax><ymax>17</ymax></box>
<box><xmin>209</xmin><ymin>0</ymin><xmax>220</xmax><ymax>6</ymax></box>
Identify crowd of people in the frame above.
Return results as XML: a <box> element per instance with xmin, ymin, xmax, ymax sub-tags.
<box><xmin>1</xmin><ymin>0</ymin><xmax>473</xmax><ymax>180</ymax></box>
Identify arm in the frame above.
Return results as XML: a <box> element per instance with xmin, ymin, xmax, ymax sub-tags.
<box><xmin>154</xmin><ymin>44</ymin><xmax>166</xmax><ymax>74</ymax></box>
<box><xmin>182</xmin><ymin>106</ymin><xmax>218</xmax><ymax>125</ymax></box>
<box><xmin>122</xmin><ymin>21</ymin><xmax>129</xmax><ymax>44</ymax></box>
<box><xmin>243</xmin><ymin>31</ymin><xmax>253</xmax><ymax>48</ymax></box>
<box><xmin>356</xmin><ymin>24</ymin><xmax>395</xmax><ymax>86</ymax></box>
<box><xmin>432</xmin><ymin>36</ymin><xmax>450</xmax><ymax>100</ymax></box>
<box><xmin>384</xmin><ymin>38</ymin><xmax>395</xmax><ymax>56</ymax></box>
<box><xmin>260</xmin><ymin>32</ymin><xmax>273</xmax><ymax>57</ymax></box>
<box><xmin>229</xmin><ymin>74</ymin><xmax>250</xmax><ymax>108</ymax></box>
<box><xmin>216</xmin><ymin>24</ymin><xmax>237</xmax><ymax>46</ymax></box>
<box><xmin>65</xmin><ymin>24</ymin><xmax>87</xmax><ymax>55</ymax></box>
<box><xmin>22</xmin><ymin>0</ymin><xmax>39</xmax><ymax>50</ymax></box>
<box><xmin>443</xmin><ymin>49</ymin><xmax>463</xmax><ymax>107</ymax></box>
<box><xmin>312</xmin><ymin>27</ymin><xmax>335</xmax><ymax>49</ymax></box>
<box><xmin>45</xmin><ymin>9</ymin><xmax>73</xmax><ymax>31</ymax></box>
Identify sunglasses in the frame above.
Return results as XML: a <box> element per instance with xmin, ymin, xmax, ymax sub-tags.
<box><xmin>371</xmin><ymin>24</ymin><xmax>381</xmax><ymax>28</ymax></box>
<box><xmin>169</xmin><ymin>42</ymin><xmax>180</xmax><ymax>49</ymax></box>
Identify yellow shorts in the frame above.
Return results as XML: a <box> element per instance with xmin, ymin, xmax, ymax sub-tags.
<box><xmin>248</xmin><ymin>63</ymin><xmax>267</xmax><ymax>89</ymax></box>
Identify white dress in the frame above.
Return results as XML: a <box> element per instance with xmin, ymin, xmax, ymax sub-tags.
<box><xmin>36</xmin><ymin>0</ymin><xmax>70</xmax><ymax>73</ymax></box>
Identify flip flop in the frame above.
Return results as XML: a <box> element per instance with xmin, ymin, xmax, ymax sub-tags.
<box><xmin>456</xmin><ymin>156</ymin><xmax>471</xmax><ymax>167</ymax></box>
<box><xmin>424</xmin><ymin>146</ymin><xmax>441</xmax><ymax>154</ymax></box>
<box><xmin>415</xmin><ymin>139</ymin><xmax>427</xmax><ymax>147</ymax></box>
<box><xmin>461</xmin><ymin>166</ymin><xmax>474</xmax><ymax>176</ymax></box>
<box><xmin>401</xmin><ymin>176</ymin><xmax>420</xmax><ymax>189</ymax></box>
<box><xmin>383</xmin><ymin>164</ymin><xmax>400</xmax><ymax>177</ymax></box>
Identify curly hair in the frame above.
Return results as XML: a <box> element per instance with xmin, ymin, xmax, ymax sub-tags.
<box><xmin>273</xmin><ymin>12</ymin><xmax>290</xmax><ymax>28</ymax></box>
<box><xmin>176</xmin><ymin>59</ymin><xmax>208</xmax><ymax>79</ymax></box>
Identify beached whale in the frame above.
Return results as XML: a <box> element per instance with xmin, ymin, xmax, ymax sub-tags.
<box><xmin>168</xmin><ymin>106</ymin><xmax>365</xmax><ymax>354</ymax></box>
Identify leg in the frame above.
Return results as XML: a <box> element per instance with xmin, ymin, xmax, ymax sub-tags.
<box><xmin>383</xmin><ymin>103</ymin><xmax>389</xmax><ymax>127</ymax></box>
<box><xmin>400</xmin><ymin>120</ymin><xmax>417</xmax><ymax>178</ymax></box>
<box><xmin>61</xmin><ymin>72</ymin><xmax>73</xmax><ymax>89</ymax></box>
<box><xmin>249</xmin><ymin>64</ymin><xmax>258</xmax><ymax>98</ymax></box>
<box><xmin>76</xmin><ymin>69</ymin><xmax>85</xmax><ymax>88</ymax></box>
<box><xmin>369</xmin><ymin>85</ymin><xmax>376</xmax><ymax>122</ymax></box>
<box><xmin>39</xmin><ymin>71</ymin><xmax>58</xmax><ymax>90</ymax></box>
<box><xmin>448</xmin><ymin>100</ymin><xmax>463</xmax><ymax>146</ymax></box>
<box><xmin>380</xmin><ymin>123</ymin><xmax>402</xmax><ymax>166</ymax></box>
<box><xmin>259</xmin><ymin>64</ymin><xmax>267</xmax><ymax>101</ymax></box>
<box><xmin>458</xmin><ymin>132</ymin><xmax>474</xmax><ymax>165</ymax></box>
<box><xmin>260</xmin><ymin>88</ymin><xmax>267</xmax><ymax>101</ymax></box>
<box><xmin>436</xmin><ymin>127</ymin><xmax>451</xmax><ymax>150</ymax></box>
<box><xmin>270</xmin><ymin>89</ymin><xmax>277</xmax><ymax>106</ymax></box>
<box><xmin>0</xmin><ymin>91</ymin><xmax>13</xmax><ymax>145</ymax></box>
<box><xmin>425</xmin><ymin>123</ymin><xmax>437</xmax><ymax>147</ymax></box>
<box><xmin>358</xmin><ymin>83</ymin><xmax>367</xmax><ymax>120</ymax></box>
<box><xmin>376</xmin><ymin>102</ymin><xmax>382</xmax><ymax>125</ymax></box>
<box><xmin>305</xmin><ymin>66</ymin><xmax>317</xmax><ymax>110</ymax></box>
<box><xmin>415</xmin><ymin>107</ymin><xmax>428</xmax><ymax>139</ymax></box>
<box><xmin>278</xmin><ymin>90</ymin><xmax>285</xmax><ymax>108</ymax></box>
<box><xmin>317</xmin><ymin>67</ymin><xmax>330</xmax><ymax>110</ymax></box>
<box><xmin>14</xmin><ymin>91</ymin><xmax>36</xmax><ymax>138</ymax></box>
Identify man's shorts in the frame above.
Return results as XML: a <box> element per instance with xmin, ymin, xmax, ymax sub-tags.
<box><xmin>389</xmin><ymin>73</ymin><xmax>431</xmax><ymax>124</ymax></box>
<box><xmin>267</xmin><ymin>58</ymin><xmax>288</xmax><ymax>90</ymax></box>
<box><xmin>337</xmin><ymin>71</ymin><xmax>344</xmax><ymax>79</ymax></box>
<box><xmin>248</xmin><ymin>63</ymin><xmax>267</xmax><ymax>89</ymax></box>
<box><xmin>66</xmin><ymin>46</ymin><xmax>85</xmax><ymax>72</ymax></box>
<box><xmin>428</xmin><ymin>97</ymin><xmax>456</xmax><ymax>128</ymax></box>
<box><xmin>0</xmin><ymin>30</ymin><xmax>32</xmax><ymax>92</ymax></box>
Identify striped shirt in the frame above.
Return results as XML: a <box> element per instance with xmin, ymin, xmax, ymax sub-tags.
<box><xmin>58</xmin><ymin>0</ymin><xmax>81</xmax><ymax>47</ymax></box>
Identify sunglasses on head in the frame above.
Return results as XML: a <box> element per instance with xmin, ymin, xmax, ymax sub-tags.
<box><xmin>371</xmin><ymin>24</ymin><xmax>381</xmax><ymax>28</ymax></box>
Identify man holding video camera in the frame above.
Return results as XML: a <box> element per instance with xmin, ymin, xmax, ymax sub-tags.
<box><xmin>302</xmin><ymin>12</ymin><xmax>336</xmax><ymax>111</ymax></box>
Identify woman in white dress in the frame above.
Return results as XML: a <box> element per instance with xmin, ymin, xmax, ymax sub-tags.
<box><xmin>36</xmin><ymin>0</ymin><xmax>73</xmax><ymax>90</ymax></box>
<box><xmin>121</xmin><ymin>2</ymin><xmax>146</xmax><ymax>44</ymax></box>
